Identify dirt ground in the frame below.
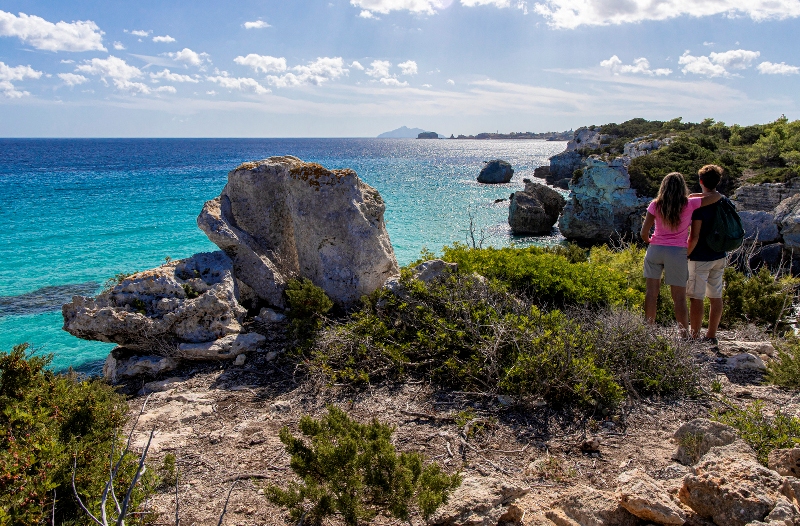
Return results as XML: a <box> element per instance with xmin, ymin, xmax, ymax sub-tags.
<box><xmin>120</xmin><ymin>322</ymin><xmax>800</xmax><ymax>526</ymax></box>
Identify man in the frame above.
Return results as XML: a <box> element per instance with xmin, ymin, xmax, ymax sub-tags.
<box><xmin>687</xmin><ymin>164</ymin><xmax>726</xmax><ymax>344</ymax></box>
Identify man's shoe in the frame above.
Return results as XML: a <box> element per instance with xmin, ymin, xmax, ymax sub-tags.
<box><xmin>702</xmin><ymin>336</ymin><xmax>718</xmax><ymax>345</ymax></box>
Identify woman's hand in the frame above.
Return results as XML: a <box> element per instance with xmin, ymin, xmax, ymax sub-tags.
<box><xmin>641</xmin><ymin>212</ymin><xmax>656</xmax><ymax>244</ymax></box>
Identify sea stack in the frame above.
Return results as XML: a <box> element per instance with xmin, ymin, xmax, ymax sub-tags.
<box><xmin>508</xmin><ymin>181</ymin><xmax>566</xmax><ymax>234</ymax></box>
<box><xmin>477</xmin><ymin>159</ymin><xmax>514</xmax><ymax>184</ymax></box>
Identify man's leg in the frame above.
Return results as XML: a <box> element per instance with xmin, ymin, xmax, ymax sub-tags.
<box><xmin>707</xmin><ymin>297</ymin><xmax>723</xmax><ymax>338</ymax></box>
<box><xmin>690</xmin><ymin>298</ymin><xmax>705</xmax><ymax>338</ymax></box>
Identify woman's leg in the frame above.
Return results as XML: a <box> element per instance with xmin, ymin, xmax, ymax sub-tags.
<box><xmin>645</xmin><ymin>278</ymin><xmax>661</xmax><ymax>324</ymax></box>
<box><xmin>670</xmin><ymin>285</ymin><xmax>689</xmax><ymax>336</ymax></box>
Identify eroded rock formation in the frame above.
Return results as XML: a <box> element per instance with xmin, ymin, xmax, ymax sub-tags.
<box><xmin>197</xmin><ymin>156</ymin><xmax>399</xmax><ymax>307</ymax></box>
<box><xmin>477</xmin><ymin>159</ymin><xmax>514</xmax><ymax>184</ymax></box>
<box><xmin>508</xmin><ymin>180</ymin><xmax>566</xmax><ymax>235</ymax></box>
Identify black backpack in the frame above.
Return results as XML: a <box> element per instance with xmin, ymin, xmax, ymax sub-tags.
<box><xmin>706</xmin><ymin>197</ymin><xmax>744</xmax><ymax>253</ymax></box>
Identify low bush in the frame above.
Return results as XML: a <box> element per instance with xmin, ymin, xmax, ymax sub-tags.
<box><xmin>440</xmin><ymin>243</ymin><xmax>642</xmax><ymax>309</ymax></box>
<box><xmin>721</xmin><ymin>267</ymin><xmax>798</xmax><ymax>330</ymax></box>
<box><xmin>766</xmin><ymin>337</ymin><xmax>800</xmax><ymax>389</ymax></box>
<box><xmin>712</xmin><ymin>400</ymin><xmax>800</xmax><ymax>465</ymax></box>
<box><xmin>265</xmin><ymin>406</ymin><xmax>460</xmax><ymax>526</ymax></box>
<box><xmin>308</xmin><ymin>272</ymin><xmax>697</xmax><ymax>412</ymax></box>
<box><xmin>0</xmin><ymin>344</ymin><xmax>154</xmax><ymax>525</ymax></box>
<box><xmin>285</xmin><ymin>278</ymin><xmax>334</xmax><ymax>338</ymax></box>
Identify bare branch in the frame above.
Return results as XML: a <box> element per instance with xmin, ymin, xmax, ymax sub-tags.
<box><xmin>116</xmin><ymin>428</ymin><xmax>155</xmax><ymax>526</ymax></box>
<box><xmin>72</xmin><ymin>455</ymin><xmax>104</xmax><ymax>526</ymax></box>
<box><xmin>216</xmin><ymin>480</ymin><xmax>239</xmax><ymax>526</ymax></box>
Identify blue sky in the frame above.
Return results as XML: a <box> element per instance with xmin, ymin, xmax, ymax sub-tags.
<box><xmin>0</xmin><ymin>0</ymin><xmax>798</xmax><ymax>137</ymax></box>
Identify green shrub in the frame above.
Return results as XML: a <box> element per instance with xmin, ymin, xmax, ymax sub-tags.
<box><xmin>265</xmin><ymin>406</ymin><xmax>460</xmax><ymax>526</ymax></box>
<box><xmin>440</xmin><ymin>244</ymin><xmax>642</xmax><ymax>309</ymax></box>
<box><xmin>309</xmin><ymin>271</ymin><xmax>697</xmax><ymax>412</ymax></box>
<box><xmin>0</xmin><ymin>344</ymin><xmax>154</xmax><ymax>525</ymax></box>
<box><xmin>712</xmin><ymin>400</ymin><xmax>800</xmax><ymax>465</ymax></box>
<box><xmin>766</xmin><ymin>337</ymin><xmax>800</xmax><ymax>388</ymax></box>
<box><xmin>285</xmin><ymin>278</ymin><xmax>334</xmax><ymax>339</ymax></box>
<box><xmin>721</xmin><ymin>267</ymin><xmax>798</xmax><ymax>329</ymax></box>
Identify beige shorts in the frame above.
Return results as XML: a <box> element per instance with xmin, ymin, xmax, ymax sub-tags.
<box><xmin>644</xmin><ymin>245</ymin><xmax>689</xmax><ymax>287</ymax></box>
<box><xmin>687</xmin><ymin>258</ymin><xmax>726</xmax><ymax>299</ymax></box>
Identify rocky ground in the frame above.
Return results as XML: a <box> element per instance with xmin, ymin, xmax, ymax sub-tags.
<box><xmin>120</xmin><ymin>320</ymin><xmax>800</xmax><ymax>526</ymax></box>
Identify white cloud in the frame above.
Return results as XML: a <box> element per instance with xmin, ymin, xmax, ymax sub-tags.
<box><xmin>152</xmin><ymin>35</ymin><xmax>176</xmax><ymax>43</ymax></box>
<box><xmin>703</xmin><ymin>41</ymin><xmax>715</xmax><ymax>46</ymax></box>
<box><xmin>366</xmin><ymin>60</ymin><xmax>392</xmax><ymax>78</ymax></box>
<box><xmin>709</xmin><ymin>49</ymin><xmax>760</xmax><ymax>69</ymax></box>
<box><xmin>113</xmin><ymin>41</ymin><xmax>125</xmax><ymax>50</ymax></box>
<box><xmin>243</xmin><ymin>20</ymin><xmax>271</xmax><ymax>29</ymax></box>
<box><xmin>150</xmin><ymin>68</ymin><xmax>199</xmax><ymax>82</ymax></box>
<box><xmin>758</xmin><ymin>61</ymin><xmax>800</xmax><ymax>75</ymax></box>
<box><xmin>155</xmin><ymin>85</ymin><xmax>177</xmax><ymax>93</ymax></box>
<box><xmin>0</xmin><ymin>10</ymin><xmax>106</xmax><ymax>52</ymax></box>
<box><xmin>679</xmin><ymin>52</ymin><xmax>729</xmax><ymax>77</ymax></box>
<box><xmin>207</xmin><ymin>75</ymin><xmax>270</xmax><ymax>94</ymax></box>
<box><xmin>206</xmin><ymin>90</ymin><xmax>217</xmax><ymax>95</ymax></box>
<box><xmin>0</xmin><ymin>61</ymin><xmax>42</xmax><ymax>98</ymax></box>
<box><xmin>422</xmin><ymin>83</ymin><xmax>432</xmax><ymax>87</ymax></box>
<box><xmin>600</xmin><ymin>55</ymin><xmax>672</xmax><ymax>76</ymax></box>
<box><xmin>359</xmin><ymin>10</ymin><xmax>377</xmax><ymax>18</ymax></box>
<box><xmin>350</xmin><ymin>61</ymin><xmax>365</xmax><ymax>70</ymax></box>
<box><xmin>461</xmin><ymin>0</ymin><xmax>525</xmax><ymax>7</ymax></box>
<box><xmin>234</xmin><ymin>54</ymin><xmax>287</xmax><ymax>73</ymax></box>
<box><xmin>60</xmin><ymin>59</ymin><xmax>74</xmax><ymax>64</ymax></box>
<box><xmin>58</xmin><ymin>72</ymin><xmax>88</xmax><ymax>86</ymax></box>
<box><xmin>267</xmin><ymin>57</ymin><xmax>348</xmax><ymax>87</ymax></box>
<box><xmin>447</xmin><ymin>79</ymin><xmax>455</xmax><ymax>85</ymax></box>
<box><xmin>380</xmin><ymin>77</ymin><xmax>408</xmax><ymax>86</ymax></box>
<box><xmin>532</xmin><ymin>0</ymin><xmax>800</xmax><ymax>29</ymax></box>
<box><xmin>398</xmin><ymin>60</ymin><xmax>418</xmax><ymax>75</ymax></box>
<box><xmin>350</xmin><ymin>0</ymin><xmax>449</xmax><ymax>15</ymax></box>
<box><xmin>128</xmin><ymin>29</ymin><xmax>150</xmax><ymax>37</ymax></box>
<box><xmin>165</xmin><ymin>48</ymin><xmax>211</xmax><ymax>67</ymax></box>
<box><xmin>75</xmin><ymin>55</ymin><xmax>166</xmax><ymax>94</ymax></box>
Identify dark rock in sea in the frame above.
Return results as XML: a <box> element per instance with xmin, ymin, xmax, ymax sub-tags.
<box><xmin>548</xmin><ymin>151</ymin><xmax>584</xmax><ymax>189</ymax></box>
<box><xmin>494</xmin><ymin>198</ymin><xmax>507</xmax><ymax>203</ymax></box>
<box><xmin>477</xmin><ymin>160</ymin><xmax>514</xmax><ymax>184</ymax></box>
<box><xmin>1</xmin><ymin>281</ymin><xmax>99</xmax><ymax>318</ymax></box>
<box><xmin>417</xmin><ymin>132</ymin><xmax>439</xmax><ymax>139</ymax></box>
<box><xmin>508</xmin><ymin>181</ymin><xmax>566</xmax><ymax>235</ymax></box>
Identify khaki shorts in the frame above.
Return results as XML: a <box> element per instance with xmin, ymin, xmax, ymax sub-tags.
<box><xmin>687</xmin><ymin>258</ymin><xmax>726</xmax><ymax>299</ymax></box>
<box><xmin>643</xmin><ymin>245</ymin><xmax>689</xmax><ymax>287</ymax></box>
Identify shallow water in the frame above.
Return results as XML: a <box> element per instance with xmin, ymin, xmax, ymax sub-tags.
<box><xmin>0</xmin><ymin>138</ymin><xmax>566</xmax><ymax>371</ymax></box>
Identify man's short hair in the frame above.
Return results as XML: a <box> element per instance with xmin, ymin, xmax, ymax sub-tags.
<box><xmin>698</xmin><ymin>164</ymin><xmax>723</xmax><ymax>190</ymax></box>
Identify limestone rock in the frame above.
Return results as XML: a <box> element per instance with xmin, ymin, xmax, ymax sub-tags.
<box><xmin>615</xmin><ymin>469</ymin><xmax>686</xmax><ymax>525</ymax></box>
<box><xmin>548</xmin><ymin>150</ymin><xmax>584</xmax><ymax>189</ymax></box>
<box><xmin>624</xmin><ymin>136</ymin><xmax>673</xmax><ymax>158</ymax></box>
<box><xmin>255</xmin><ymin>307</ymin><xmax>286</xmax><ymax>323</ymax></box>
<box><xmin>565</xmin><ymin>127</ymin><xmax>604</xmax><ymax>152</ymax></box>
<box><xmin>724</xmin><ymin>352</ymin><xmax>767</xmax><ymax>372</ymax></box>
<box><xmin>547</xmin><ymin>485</ymin><xmax>639</xmax><ymax>526</ymax></box>
<box><xmin>477</xmin><ymin>159</ymin><xmax>514</xmax><ymax>184</ymax></box>
<box><xmin>412</xmin><ymin>259</ymin><xmax>458</xmax><ymax>284</ymax></box>
<box><xmin>103</xmin><ymin>348</ymin><xmax>179</xmax><ymax>383</ymax></box>
<box><xmin>719</xmin><ymin>341</ymin><xmax>777</xmax><ymax>358</ymax></box>
<box><xmin>769</xmin><ymin>448</ymin><xmax>800</xmax><ymax>478</ymax></box>
<box><xmin>234</xmin><ymin>354</ymin><xmax>246</xmax><ymax>366</ymax></box>
<box><xmin>775</xmin><ymin>194</ymin><xmax>800</xmax><ymax>250</ymax></box>
<box><xmin>428</xmin><ymin>476</ymin><xmax>528</xmax><ymax>526</ymax></box>
<box><xmin>734</xmin><ymin>181</ymin><xmax>800</xmax><ymax>212</ymax></box>
<box><xmin>141</xmin><ymin>377</ymin><xmax>184</xmax><ymax>394</ymax></box>
<box><xmin>679</xmin><ymin>441</ymin><xmax>783</xmax><ymax>526</ymax></box>
<box><xmin>672</xmin><ymin>418</ymin><xmax>739</xmax><ymax>466</ymax></box>
<box><xmin>558</xmin><ymin>156</ymin><xmax>650</xmax><ymax>243</ymax></box>
<box><xmin>197</xmin><ymin>156</ymin><xmax>399</xmax><ymax>307</ymax></box>
<box><xmin>63</xmin><ymin>251</ymin><xmax>246</xmax><ymax>350</ymax></box>
<box><xmin>740</xmin><ymin>210</ymin><xmax>781</xmax><ymax>243</ymax></box>
<box><xmin>177</xmin><ymin>333</ymin><xmax>265</xmax><ymax>360</ymax></box>
<box><xmin>508</xmin><ymin>181</ymin><xmax>566</xmax><ymax>235</ymax></box>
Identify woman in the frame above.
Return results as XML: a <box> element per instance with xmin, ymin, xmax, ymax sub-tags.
<box><xmin>640</xmin><ymin>172</ymin><xmax>721</xmax><ymax>333</ymax></box>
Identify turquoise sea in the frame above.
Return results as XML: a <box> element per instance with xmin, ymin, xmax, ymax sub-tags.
<box><xmin>0</xmin><ymin>138</ymin><xmax>567</xmax><ymax>372</ymax></box>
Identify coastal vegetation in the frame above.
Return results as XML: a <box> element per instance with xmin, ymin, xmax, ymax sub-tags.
<box><xmin>577</xmin><ymin>116</ymin><xmax>800</xmax><ymax>197</ymax></box>
<box><xmin>0</xmin><ymin>344</ymin><xmax>154</xmax><ymax>525</ymax></box>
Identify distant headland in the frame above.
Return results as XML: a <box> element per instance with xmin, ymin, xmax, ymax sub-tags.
<box><xmin>377</xmin><ymin>126</ymin><xmax>573</xmax><ymax>140</ymax></box>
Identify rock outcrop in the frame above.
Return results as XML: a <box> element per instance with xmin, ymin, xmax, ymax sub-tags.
<box><xmin>740</xmin><ymin>210</ymin><xmax>781</xmax><ymax>243</ymax></box>
<box><xmin>477</xmin><ymin>159</ymin><xmax>514</xmax><ymax>184</ymax></box>
<box><xmin>615</xmin><ymin>469</ymin><xmax>686</xmax><ymax>525</ymax></box>
<box><xmin>672</xmin><ymin>418</ymin><xmax>739</xmax><ymax>465</ymax></box>
<box><xmin>558</xmin><ymin>156</ymin><xmax>650</xmax><ymax>243</ymax></box>
<box><xmin>62</xmin><ymin>251</ymin><xmax>246</xmax><ymax>350</ymax></box>
<box><xmin>774</xmin><ymin>194</ymin><xmax>800</xmax><ymax>250</ymax></box>
<box><xmin>429</xmin><ymin>476</ymin><xmax>527</xmax><ymax>526</ymax></box>
<box><xmin>508</xmin><ymin>180</ymin><xmax>566</xmax><ymax>235</ymax></box>
<box><xmin>547</xmin><ymin>150</ymin><xmax>584</xmax><ymax>190</ymax></box>
<box><xmin>547</xmin><ymin>485</ymin><xmax>640</xmax><ymax>526</ymax></box>
<box><xmin>734</xmin><ymin>181</ymin><xmax>800</xmax><ymax>212</ymax></box>
<box><xmin>197</xmin><ymin>156</ymin><xmax>399</xmax><ymax>307</ymax></box>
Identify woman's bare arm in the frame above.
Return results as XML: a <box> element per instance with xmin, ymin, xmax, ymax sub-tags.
<box><xmin>688</xmin><ymin>219</ymin><xmax>702</xmax><ymax>255</ymax></box>
<box><xmin>641</xmin><ymin>212</ymin><xmax>655</xmax><ymax>243</ymax></box>
<box><xmin>699</xmin><ymin>191</ymin><xmax>722</xmax><ymax>207</ymax></box>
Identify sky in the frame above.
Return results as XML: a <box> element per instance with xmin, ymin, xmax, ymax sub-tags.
<box><xmin>0</xmin><ymin>0</ymin><xmax>799</xmax><ymax>137</ymax></box>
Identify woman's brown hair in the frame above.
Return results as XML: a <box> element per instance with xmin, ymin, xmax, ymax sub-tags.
<box><xmin>655</xmin><ymin>172</ymin><xmax>689</xmax><ymax>229</ymax></box>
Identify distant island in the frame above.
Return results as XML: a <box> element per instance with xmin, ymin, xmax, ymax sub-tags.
<box><xmin>417</xmin><ymin>131</ymin><xmax>440</xmax><ymax>139</ymax></box>
<box><xmin>377</xmin><ymin>126</ymin><xmax>429</xmax><ymax>138</ymax></box>
<box><xmin>450</xmin><ymin>130</ymin><xmax>573</xmax><ymax>140</ymax></box>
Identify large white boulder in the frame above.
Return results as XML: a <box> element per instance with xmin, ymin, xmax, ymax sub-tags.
<box><xmin>63</xmin><ymin>251</ymin><xmax>246</xmax><ymax>350</ymax></box>
<box><xmin>198</xmin><ymin>156</ymin><xmax>399</xmax><ymax>307</ymax></box>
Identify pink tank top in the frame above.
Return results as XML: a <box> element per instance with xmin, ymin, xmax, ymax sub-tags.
<box><xmin>647</xmin><ymin>197</ymin><xmax>702</xmax><ymax>247</ymax></box>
